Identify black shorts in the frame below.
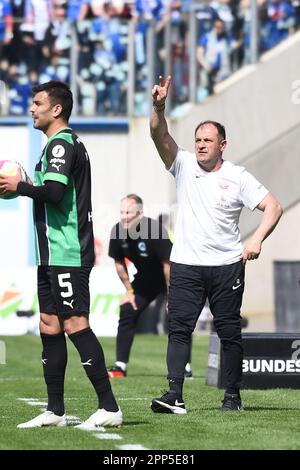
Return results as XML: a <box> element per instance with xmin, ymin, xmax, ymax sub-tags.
<box><xmin>38</xmin><ymin>266</ymin><xmax>92</xmax><ymax>316</ymax></box>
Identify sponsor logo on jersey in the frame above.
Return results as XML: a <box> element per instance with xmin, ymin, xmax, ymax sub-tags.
<box><xmin>138</xmin><ymin>242</ymin><xmax>146</xmax><ymax>252</ymax></box>
<box><xmin>51</xmin><ymin>163</ymin><xmax>61</xmax><ymax>171</ymax></box>
<box><xmin>50</xmin><ymin>157</ymin><xmax>66</xmax><ymax>172</ymax></box>
<box><xmin>52</xmin><ymin>145</ymin><xmax>65</xmax><ymax>158</ymax></box>
<box><xmin>138</xmin><ymin>241</ymin><xmax>148</xmax><ymax>257</ymax></box>
<box><xmin>218</xmin><ymin>181</ymin><xmax>229</xmax><ymax>190</ymax></box>
<box><xmin>50</xmin><ymin>158</ymin><xmax>65</xmax><ymax>164</ymax></box>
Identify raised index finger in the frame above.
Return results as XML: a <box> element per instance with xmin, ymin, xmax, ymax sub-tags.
<box><xmin>164</xmin><ymin>75</ymin><xmax>172</xmax><ymax>91</ymax></box>
<box><xmin>158</xmin><ymin>75</ymin><xmax>164</xmax><ymax>87</ymax></box>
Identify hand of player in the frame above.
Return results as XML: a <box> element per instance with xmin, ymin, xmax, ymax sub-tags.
<box><xmin>120</xmin><ymin>292</ymin><xmax>138</xmax><ymax>310</ymax></box>
<box><xmin>152</xmin><ymin>75</ymin><xmax>172</xmax><ymax>106</ymax></box>
<box><xmin>0</xmin><ymin>166</ymin><xmax>22</xmax><ymax>193</ymax></box>
<box><xmin>241</xmin><ymin>238</ymin><xmax>262</xmax><ymax>262</ymax></box>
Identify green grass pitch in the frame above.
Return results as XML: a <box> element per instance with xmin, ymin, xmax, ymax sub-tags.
<box><xmin>1</xmin><ymin>334</ymin><xmax>300</xmax><ymax>450</ymax></box>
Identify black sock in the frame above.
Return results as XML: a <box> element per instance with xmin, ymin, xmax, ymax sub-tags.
<box><xmin>168</xmin><ymin>377</ymin><xmax>184</xmax><ymax>397</ymax></box>
<box><xmin>41</xmin><ymin>332</ymin><xmax>67</xmax><ymax>416</ymax></box>
<box><xmin>69</xmin><ymin>327</ymin><xmax>118</xmax><ymax>412</ymax></box>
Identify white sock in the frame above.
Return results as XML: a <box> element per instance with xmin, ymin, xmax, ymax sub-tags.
<box><xmin>115</xmin><ymin>361</ymin><xmax>126</xmax><ymax>371</ymax></box>
<box><xmin>185</xmin><ymin>362</ymin><xmax>191</xmax><ymax>373</ymax></box>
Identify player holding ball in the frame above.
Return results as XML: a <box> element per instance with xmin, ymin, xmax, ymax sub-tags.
<box><xmin>0</xmin><ymin>80</ymin><xmax>122</xmax><ymax>429</ymax></box>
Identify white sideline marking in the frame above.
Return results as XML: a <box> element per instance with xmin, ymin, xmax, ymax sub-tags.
<box><xmin>63</xmin><ymin>397</ymin><xmax>150</xmax><ymax>402</ymax></box>
<box><xmin>94</xmin><ymin>433</ymin><xmax>122</xmax><ymax>440</ymax></box>
<box><xmin>118</xmin><ymin>444</ymin><xmax>149</xmax><ymax>450</ymax></box>
<box><xmin>17</xmin><ymin>398</ymin><xmax>38</xmax><ymax>401</ymax></box>
<box><xmin>118</xmin><ymin>398</ymin><xmax>149</xmax><ymax>401</ymax></box>
<box><xmin>27</xmin><ymin>401</ymin><xmax>48</xmax><ymax>406</ymax></box>
<box><xmin>17</xmin><ymin>398</ymin><xmax>47</xmax><ymax>407</ymax></box>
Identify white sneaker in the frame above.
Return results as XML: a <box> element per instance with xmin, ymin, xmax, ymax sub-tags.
<box><xmin>17</xmin><ymin>411</ymin><xmax>67</xmax><ymax>429</ymax></box>
<box><xmin>75</xmin><ymin>408</ymin><xmax>123</xmax><ymax>429</ymax></box>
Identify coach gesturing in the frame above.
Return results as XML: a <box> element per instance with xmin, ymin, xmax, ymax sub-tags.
<box><xmin>150</xmin><ymin>76</ymin><xmax>283</xmax><ymax>414</ymax></box>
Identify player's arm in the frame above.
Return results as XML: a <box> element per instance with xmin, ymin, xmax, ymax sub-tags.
<box><xmin>17</xmin><ymin>180</ymin><xmax>65</xmax><ymax>204</ymax></box>
<box><xmin>114</xmin><ymin>260</ymin><xmax>137</xmax><ymax>310</ymax></box>
<box><xmin>241</xmin><ymin>193</ymin><xmax>283</xmax><ymax>262</ymax></box>
<box><xmin>18</xmin><ymin>137</ymin><xmax>74</xmax><ymax>203</ymax></box>
<box><xmin>162</xmin><ymin>261</ymin><xmax>170</xmax><ymax>290</ymax></box>
<box><xmin>150</xmin><ymin>75</ymin><xmax>178</xmax><ymax>168</ymax></box>
<box><xmin>114</xmin><ymin>259</ymin><xmax>132</xmax><ymax>291</ymax></box>
<box><xmin>0</xmin><ymin>170</ymin><xmax>65</xmax><ymax>203</ymax></box>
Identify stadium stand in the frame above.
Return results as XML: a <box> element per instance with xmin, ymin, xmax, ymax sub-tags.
<box><xmin>0</xmin><ymin>0</ymin><xmax>299</xmax><ymax>117</ymax></box>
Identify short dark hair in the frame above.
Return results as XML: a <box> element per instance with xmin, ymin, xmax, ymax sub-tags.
<box><xmin>32</xmin><ymin>80</ymin><xmax>73</xmax><ymax>122</ymax></box>
<box><xmin>194</xmin><ymin>121</ymin><xmax>226</xmax><ymax>141</ymax></box>
<box><xmin>123</xmin><ymin>194</ymin><xmax>143</xmax><ymax>209</ymax></box>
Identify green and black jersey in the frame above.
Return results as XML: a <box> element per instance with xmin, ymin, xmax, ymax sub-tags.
<box><xmin>34</xmin><ymin>128</ymin><xmax>95</xmax><ymax>267</ymax></box>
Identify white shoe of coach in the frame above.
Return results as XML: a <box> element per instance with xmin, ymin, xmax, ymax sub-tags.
<box><xmin>17</xmin><ymin>410</ymin><xmax>67</xmax><ymax>428</ymax></box>
<box><xmin>75</xmin><ymin>408</ymin><xmax>123</xmax><ymax>429</ymax></box>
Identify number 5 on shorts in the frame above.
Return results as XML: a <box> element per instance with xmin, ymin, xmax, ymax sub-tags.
<box><xmin>58</xmin><ymin>273</ymin><xmax>74</xmax><ymax>298</ymax></box>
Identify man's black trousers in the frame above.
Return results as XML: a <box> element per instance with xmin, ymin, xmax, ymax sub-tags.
<box><xmin>167</xmin><ymin>261</ymin><xmax>245</xmax><ymax>391</ymax></box>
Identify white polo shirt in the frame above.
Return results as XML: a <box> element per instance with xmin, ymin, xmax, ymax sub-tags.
<box><xmin>168</xmin><ymin>148</ymin><xmax>269</xmax><ymax>266</ymax></box>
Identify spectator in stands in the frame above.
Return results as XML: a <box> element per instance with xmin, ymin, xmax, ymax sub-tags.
<box><xmin>171</xmin><ymin>41</ymin><xmax>188</xmax><ymax>106</ymax></box>
<box><xmin>66</xmin><ymin>0</ymin><xmax>90</xmax><ymax>21</ymax></box>
<box><xmin>7</xmin><ymin>63</ymin><xmax>34</xmax><ymax>115</ymax></box>
<box><xmin>260</xmin><ymin>0</ymin><xmax>296</xmax><ymax>51</ymax></box>
<box><xmin>196</xmin><ymin>18</ymin><xmax>234</xmax><ymax>96</ymax></box>
<box><xmin>211</xmin><ymin>0</ymin><xmax>235</xmax><ymax>33</ymax></box>
<box><xmin>291</xmin><ymin>0</ymin><xmax>300</xmax><ymax>29</ymax></box>
<box><xmin>0</xmin><ymin>0</ymin><xmax>13</xmax><ymax>82</ymax></box>
<box><xmin>150</xmin><ymin>75</ymin><xmax>282</xmax><ymax>414</ymax></box>
<box><xmin>92</xmin><ymin>37</ymin><xmax>124</xmax><ymax>115</ymax></box>
<box><xmin>194</xmin><ymin>0</ymin><xmax>220</xmax><ymax>38</ymax></box>
<box><xmin>42</xmin><ymin>0</ymin><xmax>72</xmax><ymax>65</ymax></box>
<box><xmin>2</xmin><ymin>0</ymin><xmax>299</xmax><ymax>116</ymax></box>
<box><xmin>132</xmin><ymin>0</ymin><xmax>169</xmax><ymax>112</ymax></box>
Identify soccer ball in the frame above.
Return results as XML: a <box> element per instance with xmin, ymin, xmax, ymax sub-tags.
<box><xmin>0</xmin><ymin>160</ymin><xmax>28</xmax><ymax>200</ymax></box>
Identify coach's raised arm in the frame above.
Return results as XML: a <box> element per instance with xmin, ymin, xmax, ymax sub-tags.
<box><xmin>150</xmin><ymin>75</ymin><xmax>178</xmax><ymax>169</ymax></box>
